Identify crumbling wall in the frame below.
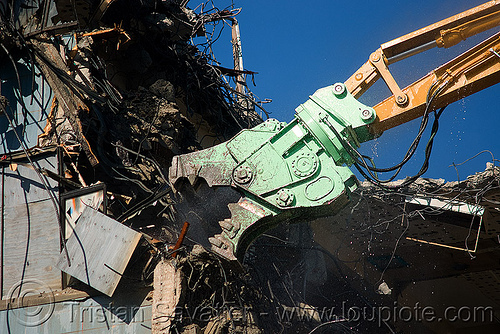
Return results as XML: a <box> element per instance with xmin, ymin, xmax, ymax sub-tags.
<box><xmin>0</xmin><ymin>0</ymin><xmax>266</xmax><ymax>322</ymax></box>
<box><xmin>0</xmin><ymin>0</ymin><xmax>264</xmax><ymax>233</ymax></box>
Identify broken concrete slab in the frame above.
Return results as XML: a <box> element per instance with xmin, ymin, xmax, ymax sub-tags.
<box><xmin>152</xmin><ymin>258</ymin><xmax>184</xmax><ymax>333</ymax></box>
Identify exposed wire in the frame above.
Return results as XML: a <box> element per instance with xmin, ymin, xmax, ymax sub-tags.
<box><xmin>325</xmin><ymin>80</ymin><xmax>449</xmax><ymax>190</ymax></box>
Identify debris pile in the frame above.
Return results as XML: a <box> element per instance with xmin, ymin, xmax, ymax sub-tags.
<box><xmin>0</xmin><ymin>0</ymin><xmax>277</xmax><ymax>331</ymax></box>
<box><xmin>152</xmin><ymin>245</ymin><xmax>269</xmax><ymax>334</ymax></box>
<box><xmin>0</xmin><ymin>0</ymin><xmax>264</xmax><ymax>238</ymax></box>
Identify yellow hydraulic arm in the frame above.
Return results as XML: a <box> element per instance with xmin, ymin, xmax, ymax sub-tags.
<box><xmin>345</xmin><ymin>1</ymin><xmax>500</xmax><ymax>135</ymax></box>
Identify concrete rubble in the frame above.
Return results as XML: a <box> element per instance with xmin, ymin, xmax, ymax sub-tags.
<box><xmin>0</xmin><ymin>1</ymin><xmax>270</xmax><ymax>333</ymax></box>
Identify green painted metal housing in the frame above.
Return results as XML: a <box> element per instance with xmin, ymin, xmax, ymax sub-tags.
<box><xmin>169</xmin><ymin>83</ymin><xmax>376</xmax><ymax>261</ymax></box>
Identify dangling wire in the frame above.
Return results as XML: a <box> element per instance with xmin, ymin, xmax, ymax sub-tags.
<box><xmin>326</xmin><ymin>79</ymin><xmax>450</xmax><ymax>190</ymax></box>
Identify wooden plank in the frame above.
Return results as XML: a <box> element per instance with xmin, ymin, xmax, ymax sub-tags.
<box><xmin>0</xmin><ymin>289</ymin><xmax>93</xmax><ymax>311</ymax></box>
<box><xmin>2</xmin><ymin>156</ymin><xmax>58</xmax><ymax>207</ymax></box>
<box><xmin>56</xmin><ymin>206</ymin><xmax>141</xmax><ymax>296</ymax></box>
<box><xmin>2</xmin><ymin>199</ymin><xmax>62</xmax><ymax>299</ymax></box>
<box><xmin>1</xmin><ymin>154</ymin><xmax>61</xmax><ymax>300</ymax></box>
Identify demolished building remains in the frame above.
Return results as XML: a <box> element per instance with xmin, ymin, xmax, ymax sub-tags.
<box><xmin>0</xmin><ymin>1</ymin><xmax>499</xmax><ymax>334</ymax></box>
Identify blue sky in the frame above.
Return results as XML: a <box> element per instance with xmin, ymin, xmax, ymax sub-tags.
<box><xmin>205</xmin><ymin>0</ymin><xmax>500</xmax><ymax>181</ymax></box>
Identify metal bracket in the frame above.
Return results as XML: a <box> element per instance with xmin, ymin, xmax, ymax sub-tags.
<box><xmin>370</xmin><ymin>49</ymin><xmax>408</xmax><ymax>106</ymax></box>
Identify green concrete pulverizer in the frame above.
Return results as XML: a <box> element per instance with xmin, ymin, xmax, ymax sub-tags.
<box><xmin>169</xmin><ymin>83</ymin><xmax>376</xmax><ymax>261</ymax></box>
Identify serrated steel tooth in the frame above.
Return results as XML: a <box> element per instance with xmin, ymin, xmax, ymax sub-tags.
<box><xmin>170</xmin><ymin>174</ymin><xmax>244</xmax><ymax>262</ymax></box>
<box><xmin>219</xmin><ymin>218</ymin><xmax>240</xmax><ymax>239</ymax></box>
<box><xmin>219</xmin><ymin>219</ymin><xmax>233</xmax><ymax>231</ymax></box>
<box><xmin>210</xmin><ymin>198</ymin><xmax>265</xmax><ymax>261</ymax></box>
<box><xmin>187</xmin><ymin>174</ymin><xmax>198</xmax><ymax>185</ymax></box>
<box><xmin>208</xmin><ymin>236</ymin><xmax>223</xmax><ymax>248</ymax></box>
<box><xmin>209</xmin><ymin>234</ymin><xmax>236</xmax><ymax>261</ymax></box>
<box><xmin>169</xmin><ymin>156</ymin><xmax>179</xmax><ymax>178</ymax></box>
<box><xmin>230</xmin><ymin>219</ymin><xmax>240</xmax><ymax>234</ymax></box>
